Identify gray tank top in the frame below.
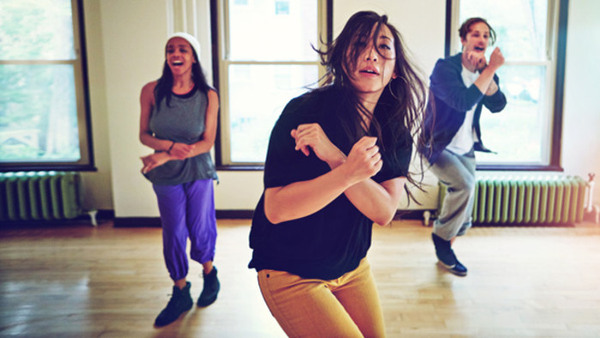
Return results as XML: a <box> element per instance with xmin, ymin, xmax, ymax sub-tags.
<box><xmin>143</xmin><ymin>88</ymin><xmax>218</xmax><ymax>185</ymax></box>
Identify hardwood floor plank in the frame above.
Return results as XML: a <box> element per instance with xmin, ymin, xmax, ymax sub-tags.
<box><xmin>1</xmin><ymin>219</ymin><xmax>599</xmax><ymax>337</ymax></box>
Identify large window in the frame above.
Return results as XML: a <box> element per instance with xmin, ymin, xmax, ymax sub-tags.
<box><xmin>448</xmin><ymin>0</ymin><xmax>567</xmax><ymax>170</ymax></box>
<box><xmin>214</xmin><ymin>0</ymin><xmax>328</xmax><ymax>166</ymax></box>
<box><xmin>0</xmin><ymin>0</ymin><xmax>93</xmax><ymax>171</ymax></box>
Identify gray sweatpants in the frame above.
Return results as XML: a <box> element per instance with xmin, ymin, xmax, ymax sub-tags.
<box><xmin>429</xmin><ymin>149</ymin><xmax>476</xmax><ymax>241</ymax></box>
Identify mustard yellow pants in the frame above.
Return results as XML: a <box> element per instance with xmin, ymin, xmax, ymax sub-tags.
<box><xmin>257</xmin><ymin>259</ymin><xmax>385</xmax><ymax>337</ymax></box>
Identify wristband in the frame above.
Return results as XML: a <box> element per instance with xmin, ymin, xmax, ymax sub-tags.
<box><xmin>167</xmin><ymin>141</ymin><xmax>175</xmax><ymax>154</ymax></box>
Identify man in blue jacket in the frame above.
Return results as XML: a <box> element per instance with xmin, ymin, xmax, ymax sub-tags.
<box><xmin>419</xmin><ymin>17</ymin><xmax>507</xmax><ymax>276</ymax></box>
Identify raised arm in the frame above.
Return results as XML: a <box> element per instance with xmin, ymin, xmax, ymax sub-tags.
<box><xmin>264</xmin><ymin>135</ymin><xmax>382</xmax><ymax>224</ymax></box>
<box><xmin>471</xmin><ymin>47</ymin><xmax>505</xmax><ymax>96</ymax></box>
<box><xmin>430</xmin><ymin>47</ymin><xmax>505</xmax><ymax>113</ymax></box>
<box><xmin>343</xmin><ymin>176</ymin><xmax>405</xmax><ymax>226</ymax></box>
<box><xmin>275</xmin><ymin>123</ymin><xmax>404</xmax><ymax>225</ymax></box>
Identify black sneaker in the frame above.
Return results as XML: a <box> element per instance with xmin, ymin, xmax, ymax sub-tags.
<box><xmin>431</xmin><ymin>233</ymin><xmax>468</xmax><ymax>277</ymax></box>
<box><xmin>154</xmin><ymin>282</ymin><xmax>193</xmax><ymax>327</ymax></box>
<box><xmin>437</xmin><ymin>259</ymin><xmax>468</xmax><ymax>277</ymax></box>
<box><xmin>197</xmin><ymin>267</ymin><xmax>220</xmax><ymax>307</ymax></box>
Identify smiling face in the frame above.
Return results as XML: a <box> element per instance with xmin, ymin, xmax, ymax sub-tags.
<box><xmin>461</xmin><ymin>21</ymin><xmax>491</xmax><ymax>54</ymax></box>
<box><xmin>165</xmin><ymin>37</ymin><xmax>197</xmax><ymax>77</ymax></box>
<box><xmin>344</xmin><ymin>24</ymin><xmax>397</xmax><ymax>104</ymax></box>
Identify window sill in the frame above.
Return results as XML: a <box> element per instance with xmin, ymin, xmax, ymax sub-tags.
<box><xmin>476</xmin><ymin>164</ymin><xmax>564</xmax><ymax>172</ymax></box>
<box><xmin>216</xmin><ymin>165</ymin><xmax>264</xmax><ymax>171</ymax></box>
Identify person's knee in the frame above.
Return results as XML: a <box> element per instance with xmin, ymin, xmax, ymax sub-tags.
<box><xmin>449</xmin><ymin>175</ymin><xmax>475</xmax><ymax>192</ymax></box>
<box><xmin>456</xmin><ymin>222</ymin><xmax>472</xmax><ymax>236</ymax></box>
<box><xmin>464</xmin><ymin>175</ymin><xmax>476</xmax><ymax>191</ymax></box>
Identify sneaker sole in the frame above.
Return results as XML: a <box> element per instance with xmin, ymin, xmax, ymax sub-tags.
<box><xmin>197</xmin><ymin>295</ymin><xmax>218</xmax><ymax>307</ymax></box>
<box><xmin>437</xmin><ymin>261</ymin><xmax>467</xmax><ymax>277</ymax></box>
<box><xmin>154</xmin><ymin>305</ymin><xmax>193</xmax><ymax>328</ymax></box>
<box><xmin>197</xmin><ymin>286</ymin><xmax>220</xmax><ymax>307</ymax></box>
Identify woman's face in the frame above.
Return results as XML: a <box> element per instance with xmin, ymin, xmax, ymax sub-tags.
<box><xmin>461</xmin><ymin>22</ymin><xmax>490</xmax><ymax>54</ymax></box>
<box><xmin>345</xmin><ymin>24</ymin><xmax>397</xmax><ymax>101</ymax></box>
<box><xmin>165</xmin><ymin>37</ymin><xmax>196</xmax><ymax>76</ymax></box>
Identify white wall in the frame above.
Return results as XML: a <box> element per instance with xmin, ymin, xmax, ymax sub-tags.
<box><xmin>562</xmin><ymin>0</ymin><xmax>600</xmax><ymax>207</ymax></box>
<box><xmin>80</xmin><ymin>0</ymin><xmax>112</xmax><ymax>211</ymax></box>
<box><xmin>82</xmin><ymin>0</ymin><xmax>600</xmax><ymax>217</ymax></box>
<box><xmin>96</xmin><ymin>0</ymin><xmax>171</xmax><ymax>217</ymax></box>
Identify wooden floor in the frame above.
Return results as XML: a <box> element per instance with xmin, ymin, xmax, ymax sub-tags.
<box><xmin>1</xmin><ymin>219</ymin><xmax>599</xmax><ymax>337</ymax></box>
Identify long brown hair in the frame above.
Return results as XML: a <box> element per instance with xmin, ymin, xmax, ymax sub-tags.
<box><xmin>315</xmin><ymin>11</ymin><xmax>431</xmax><ymax>204</ymax></box>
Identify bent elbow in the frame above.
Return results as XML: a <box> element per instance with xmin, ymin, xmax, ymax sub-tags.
<box><xmin>489</xmin><ymin>103</ymin><xmax>507</xmax><ymax>113</ymax></box>
<box><xmin>264</xmin><ymin>188</ymin><xmax>289</xmax><ymax>224</ymax></box>
<box><xmin>264</xmin><ymin>203</ymin><xmax>284</xmax><ymax>225</ymax></box>
<box><xmin>373</xmin><ymin>213</ymin><xmax>395</xmax><ymax>227</ymax></box>
<box><xmin>265</xmin><ymin>212</ymin><xmax>283</xmax><ymax>225</ymax></box>
<box><xmin>139</xmin><ymin>132</ymin><xmax>152</xmax><ymax>146</ymax></box>
<box><xmin>373</xmin><ymin>217</ymin><xmax>392</xmax><ymax>227</ymax></box>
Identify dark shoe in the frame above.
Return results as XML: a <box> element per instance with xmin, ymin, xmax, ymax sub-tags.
<box><xmin>432</xmin><ymin>233</ymin><xmax>468</xmax><ymax>277</ymax></box>
<box><xmin>154</xmin><ymin>282</ymin><xmax>193</xmax><ymax>327</ymax></box>
<box><xmin>197</xmin><ymin>267</ymin><xmax>220</xmax><ymax>307</ymax></box>
<box><xmin>437</xmin><ymin>259</ymin><xmax>468</xmax><ymax>277</ymax></box>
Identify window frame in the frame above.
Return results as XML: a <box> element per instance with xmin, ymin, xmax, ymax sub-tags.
<box><xmin>0</xmin><ymin>0</ymin><xmax>95</xmax><ymax>172</ymax></box>
<box><xmin>211</xmin><ymin>0</ymin><xmax>332</xmax><ymax>170</ymax></box>
<box><xmin>445</xmin><ymin>0</ymin><xmax>568</xmax><ymax>171</ymax></box>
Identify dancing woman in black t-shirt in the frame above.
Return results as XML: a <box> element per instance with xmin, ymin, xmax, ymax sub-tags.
<box><xmin>249</xmin><ymin>11</ymin><xmax>429</xmax><ymax>337</ymax></box>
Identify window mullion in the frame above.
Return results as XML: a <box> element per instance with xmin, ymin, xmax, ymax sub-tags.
<box><xmin>504</xmin><ymin>60</ymin><xmax>551</xmax><ymax>66</ymax></box>
<box><xmin>216</xmin><ymin>0</ymin><xmax>326</xmax><ymax>166</ymax></box>
<box><xmin>225</xmin><ymin>60</ymin><xmax>321</xmax><ymax>66</ymax></box>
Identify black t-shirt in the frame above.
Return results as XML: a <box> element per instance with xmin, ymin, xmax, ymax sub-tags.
<box><xmin>248</xmin><ymin>85</ymin><xmax>412</xmax><ymax>280</ymax></box>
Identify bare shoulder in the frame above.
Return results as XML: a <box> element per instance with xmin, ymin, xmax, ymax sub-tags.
<box><xmin>142</xmin><ymin>81</ymin><xmax>158</xmax><ymax>95</ymax></box>
<box><xmin>140</xmin><ymin>81</ymin><xmax>158</xmax><ymax>104</ymax></box>
<box><xmin>207</xmin><ymin>89</ymin><xmax>219</xmax><ymax>107</ymax></box>
<box><xmin>207</xmin><ymin>88</ymin><xmax>219</xmax><ymax>100</ymax></box>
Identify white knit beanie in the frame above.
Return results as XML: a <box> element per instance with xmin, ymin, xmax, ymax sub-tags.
<box><xmin>167</xmin><ymin>32</ymin><xmax>201</xmax><ymax>56</ymax></box>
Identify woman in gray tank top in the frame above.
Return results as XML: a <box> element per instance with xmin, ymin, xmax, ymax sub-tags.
<box><xmin>139</xmin><ymin>32</ymin><xmax>220</xmax><ymax>327</ymax></box>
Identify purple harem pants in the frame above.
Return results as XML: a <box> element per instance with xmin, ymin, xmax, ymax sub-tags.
<box><xmin>152</xmin><ymin>179</ymin><xmax>217</xmax><ymax>281</ymax></box>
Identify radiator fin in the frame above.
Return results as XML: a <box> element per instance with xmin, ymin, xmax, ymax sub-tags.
<box><xmin>0</xmin><ymin>171</ymin><xmax>82</xmax><ymax>222</ymax></box>
<box><xmin>438</xmin><ymin>176</ymin><xmax>587</xmax><ymax>225</ymax></box>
